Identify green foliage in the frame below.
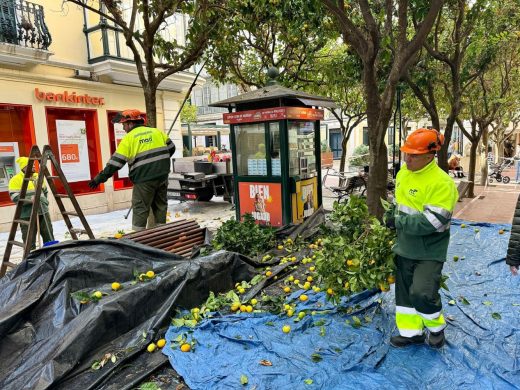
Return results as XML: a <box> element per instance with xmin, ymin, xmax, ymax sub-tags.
<box><xmin>180</xmin><ymin>102</ymin><xmax>197</xmax><ymax>124</ymax></box>
<box><xmin>212</xmin><ymin>214</ymin><xmax>276</xmax><ymax>257</ymax></box>
<box><xmin>349</xmin><ymin>145</ymin><xmax>370</xmax><ymax>167</ymax></box>
<box><xmin>315</xmin><ymin>196</ymin><xmax>396</xmax><ymax>301</ymax></box>
<box><xmin>321</xmin><ymin>140</ymin><xmax>331</xmax><ymax>152</ymax></box>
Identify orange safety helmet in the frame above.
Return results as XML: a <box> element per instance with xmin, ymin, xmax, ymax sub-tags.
<box><xmin>400</xmin><ymin>128</ymin><xmax>445</xmax><ymax>154</ymax></box>
<box><xmin>111</xmin><ymin>109</ymin><xmax>146</xmax><ymax>124</ymax></box>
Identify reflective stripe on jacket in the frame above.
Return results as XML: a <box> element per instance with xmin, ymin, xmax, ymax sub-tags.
<box><xmin>8</xmin><ymin>172</ymin><xmax>49</xmax><ymax>218</ymax></box>
<box><xmin>97</xmin><ymin>126</ymin><xmax>175</xmax><ymax>184</ymax></box>
<box><xmin>393</xmin><ymin>160</ymin><xmax>458</xmax><ymax>261</ymax></box>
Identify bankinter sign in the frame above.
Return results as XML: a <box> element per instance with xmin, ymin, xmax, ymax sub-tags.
<box><xmin>34</xmin><ymin>88</ymin><xmax>105</xmax><ymax>106</ymax></box>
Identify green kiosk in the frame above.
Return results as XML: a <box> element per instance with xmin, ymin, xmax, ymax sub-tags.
<box><xmin>210</xmin><ymin>69</ymin><xmax>336</xmax><ymax>227</ymax></box>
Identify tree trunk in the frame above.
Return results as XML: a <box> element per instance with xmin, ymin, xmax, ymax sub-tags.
<box><xmin>438</xmin><ymin>116</ymin><xmax>456</xmax><ymax>172</ymax></box>
<box><xmin>467</xmin><ymin>142</ymin><xmax>478</xmax><ymax>198</ymax></box>
<box><xmin>363</xmin><ymin>65</ymin><xmax>390</xmax><ymax>219</ymax></box>
<box><xmin>480</xmin><ymin>127</ymin><xmax>489</xmax><ymax>186</ymax></box>
<box><xmin>144</xmin><ymin>86</ymin><xmax>157</xmax><ymax>127</ymax></box>
<box><xmin>339</xmin><ymin>124</ymin><xmax>348</xmax><ymax>185</ymax></box>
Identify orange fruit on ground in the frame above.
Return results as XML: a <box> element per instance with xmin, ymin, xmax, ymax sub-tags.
<box><xmin>180</xmin><ymin>343</ymin><xmax>191</xmax><ymax>352</ymax></box>
<box><xmin>157</xmin><ymin>339</ymin><xmax>166</xmax><ymax>348</ymax></box>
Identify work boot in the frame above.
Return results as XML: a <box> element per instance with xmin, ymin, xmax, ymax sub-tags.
<box><xmin>428</xmin><ymin>330</ymin><xmax>445</xmax><ymax>348</ymax></box>
<box><xmin>390</xmin><ymin>333</ymin><xmax>426</xmax><ymax>348</ymax></box>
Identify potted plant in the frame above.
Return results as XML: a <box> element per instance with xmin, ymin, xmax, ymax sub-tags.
<box><xmin>321</xmin><ymin>140</ymin><xmax>334</xmax><ymax>168</ymax></box>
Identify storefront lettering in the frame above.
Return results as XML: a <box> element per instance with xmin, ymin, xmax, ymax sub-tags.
<box><xmin>34</xmin><ymin>88</ymin><xmax>105</xmax><ymax>106</ymax></box>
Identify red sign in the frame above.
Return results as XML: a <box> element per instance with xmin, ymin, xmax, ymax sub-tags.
<box><xmin>224</xmin><ymin>107</ymin><xmax>324</xmax><ymax>124</ymax></box>
<box><xmin>0</xmin><ymin>146</ymin><xmax>14</xmax><ymax>153</ymax></box>
<box><xmin>60</xmin><ymin>144</ymin><xmax>80</xmax><ymax>163</ymax></box>
<box><xmin>34</xmin><ymin>88</ymin><xmax>105</xmax><ymax>106</ymax></box>
<box><xmin>239</xmin><ymin>182</ymin><xmax>283</xmax><ymax>227</ymax></box>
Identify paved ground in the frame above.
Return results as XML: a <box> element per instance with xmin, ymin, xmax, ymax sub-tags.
<box><xmin>2</xmin><ymin>161</ymin><xmax>518</xmax><ymax>265</ymax></box>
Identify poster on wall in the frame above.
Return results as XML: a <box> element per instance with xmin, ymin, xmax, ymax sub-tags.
<box><xmin>114</xmin><ymin>123</ymin><xmax>129</xmax><ymax>178</ymax></box>
<box><xmin>56</xmin><ymin>119</ymin><xmax>90</xmax><ymax>182</ymax></box>
<box><xmin>296</xmin><ymin>177</ymin><xmax>318</xmax><ymax>221</ymax></box>
<box><xmin>238</xmin><ymin>182</ymin><xmax>283</xmax><ymax>227</ymax></box>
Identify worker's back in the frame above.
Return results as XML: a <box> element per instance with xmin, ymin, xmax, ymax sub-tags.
<box><xmin>117</xmin><ymin>126</ymin><xmax>173</xmax><ymax>183</ymax></box>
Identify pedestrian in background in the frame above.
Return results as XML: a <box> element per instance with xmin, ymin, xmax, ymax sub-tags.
<box><xmin>8</xmin><ymin>157</ymin><xmax>55</xmax><ymax>248</ymax></box>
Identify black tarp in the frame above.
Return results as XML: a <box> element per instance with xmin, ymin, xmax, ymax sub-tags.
<box><xmin>0</xmin><ymin>239</ymin><xmax>256</xmax><ymax>390</ymax></box>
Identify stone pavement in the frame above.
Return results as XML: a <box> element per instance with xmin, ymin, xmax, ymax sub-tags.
<box><xmin>454</xmin><ymin>182</ymin><xmax>519</xmax><ymax>224</ymax></box>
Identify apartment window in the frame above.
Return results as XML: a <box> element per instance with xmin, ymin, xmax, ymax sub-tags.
<box><xmin>362</xmin><ymin>127</ymin><xmax>369</xmax><ymax>146</ymax></box>
<box><xmin>388</xmin><ymin>127</ymin><xmax>395</xmax><ymax>145</ymax></box>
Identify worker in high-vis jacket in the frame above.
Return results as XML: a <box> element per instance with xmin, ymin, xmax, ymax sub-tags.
<box><xmin>88</xmin><ymin>109</ymin><xmax>175</xmax><ymax>231</ymax></box>
<box><xmin>385</xmin><ymin>128</ymin><xmax>458</xmax><ymax>348</ymax></box>
<box><xmin>8</xmin><ymin>157</ymin><xmax>55</xmax><ymax>248</ymax></box>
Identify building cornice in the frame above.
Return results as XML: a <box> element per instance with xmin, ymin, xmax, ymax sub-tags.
<box><xmin>0</xmin><ymin>43</ymin><xmax>53</xmax><ymax>66</ymax></box>
<box><xmin>91</xmin><ymin>59</ymin><xmax>206</xmax><ymax>92</ymax></box>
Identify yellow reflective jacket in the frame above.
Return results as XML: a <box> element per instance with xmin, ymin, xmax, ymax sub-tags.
<box><xmin>96</xmin><ymin>126</ymin><xmax>175</xmax><ymax>184</ymax></box>
<box><xmin>393</xmin><ymin>159</ymin><xmax>458</xmax><ymax>261</ymax></box>
<box><xmin>8</xmin><ymin>172</ymin><xmax>49</xmax><ymax>218</ymax></box>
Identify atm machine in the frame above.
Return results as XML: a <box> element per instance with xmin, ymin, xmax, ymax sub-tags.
<box><xmin>0</xmin><ymin>142</ymin><xmax>20</xmax><ymax>191</ymax></box>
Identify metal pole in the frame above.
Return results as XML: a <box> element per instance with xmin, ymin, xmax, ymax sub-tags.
<box><xmin>397</xmin><ymin>86</ymin><xmax>402</xmax><ymax>172</ymax></box>
<box><xmin>392</xmin><ymin>87</ymin><xmax>398</xmax><ymax>177</ymax></box>
<box><xmin>166</xmin><ymin>61</ymin><xmax>206</xmax><ymax>137</ymax></box>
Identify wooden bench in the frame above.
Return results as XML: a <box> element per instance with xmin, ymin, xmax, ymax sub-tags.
<box><xmin>457</xmin><ymin>180</ymin><xmax>472</xmax><ymax>201</ymax></box>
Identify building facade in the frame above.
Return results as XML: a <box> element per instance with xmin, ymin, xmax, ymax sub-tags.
<box><xmin>0</xmin><ymin>0</ymin><xmax>198</xmax><ymax>231</ymax></box>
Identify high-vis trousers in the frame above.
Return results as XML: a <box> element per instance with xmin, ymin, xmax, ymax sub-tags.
<box><xmin>395</xmin><ymin>255</ymin><xmax>446</xmax><ymax>337</ymax></box>
<box><xmin>132</xmin><ymin>178</ymin><xmax>168</xmax><ymax>231</ymax></box>
<box><xmin>20</xmin><ymin>212</ymin><xmax>55</xmax><ymax>250</ymax></box>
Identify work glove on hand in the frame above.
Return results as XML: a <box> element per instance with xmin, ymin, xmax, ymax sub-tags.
<box><xmin>384</xmin><ymin>204</ymin><xmax>396</xmax><ymax>230</ymax></box>
<box><xmin>88</xmin><ymin>176</ymin><xmax>101</xmax><ymax>189</ymax></box>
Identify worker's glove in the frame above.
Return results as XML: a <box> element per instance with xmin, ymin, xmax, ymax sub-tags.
<box><xmin>385</xmin><ymin>216</ymin><xmax>396</xmax><ymax>230</ymax></box>
<box><xmin>88</xmin><ymin>176</ymin><xmax>101</xmax><ymax>189</ymax></box>
<box><xmin>383</xmin><ymin>203</ymin><xmax>396</xmax><ymax>230</ymax></box>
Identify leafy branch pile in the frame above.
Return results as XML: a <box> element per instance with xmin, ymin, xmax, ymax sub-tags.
<box><xmin>212</xmin><ymin>213</ymin><xmax>276</xmax><ymax>257</ymax></box>
<box><xmin>315</xmin><ymin>196</ymin><xmax>396</xmax><ymax>301</ymax></box>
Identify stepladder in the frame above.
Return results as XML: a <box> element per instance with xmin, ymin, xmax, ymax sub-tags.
<box><xmin>1</xmin><ymin>145</ymin><xmax>95</xmax><ymax>277</ymax></box>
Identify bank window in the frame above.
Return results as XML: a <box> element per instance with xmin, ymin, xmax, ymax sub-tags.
<box><xmin>288</xmin><ymin>121</ymin><xmax>315</xmax><ymax>177</ymax></box>
<box><xmin>0</xmin><ymin>104</ymin><xmax>36</xmax><ymax>206</ymax></box>
<box><xmin>46</xmin><ymin>108</ymin><xmax>102</xmax><ymax>196</ymax></box>
<box><xmin>107</xmin><ymin>111</ymin><xmax>133</xmax><ymax>190</ymax></box>
<box><xmin>235</xmin><ymin>123</ymin><xmax>266</xmax><ymax>176</ymax></box>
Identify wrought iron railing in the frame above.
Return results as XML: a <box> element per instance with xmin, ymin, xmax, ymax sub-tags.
<box><xmin>0</xmin><ymin>0</ymin><xmax>52</xmax><ymax>50</ymax></box>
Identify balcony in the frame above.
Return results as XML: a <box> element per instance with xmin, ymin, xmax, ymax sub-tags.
<box><xmin>0</xmin><ymin>0</ymin><xmax>52</xmax><ymax>65</ymax></box>
<box><xmin>84</xmin><ymin>11</ymin><xmax>201</xmax><ymax>91</ymax></box>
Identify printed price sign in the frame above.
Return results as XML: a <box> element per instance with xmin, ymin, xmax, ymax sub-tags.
<box><xmin>60</xmin><ymin>144</ymin><xmax>80</xmax><ymax>163</ymax></box>
<box><xmin>56</xmin><ymin>120</ymin><xmax>90</xmax><ymax>182</ymax></box>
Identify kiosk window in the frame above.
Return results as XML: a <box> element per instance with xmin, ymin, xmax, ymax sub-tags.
<box><xmin>269</xmin><ymin>122</ymin><xmax>281</xmax><ymax>176</ymax></box>
<box><xmin>288</xmin><ymin>121</ymin><xmax>316</xmax><ymax>177</ymax></box>
<box><xmin>235</xmin><ymin>123</ymin><xmax>267</xmax><ymax>176</ymax></box>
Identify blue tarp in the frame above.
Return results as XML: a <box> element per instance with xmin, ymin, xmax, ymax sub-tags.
<box><xmin>163</xmin><ymin>220</ymin><xmax>520</xmax><ymax>389</ymax></box>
